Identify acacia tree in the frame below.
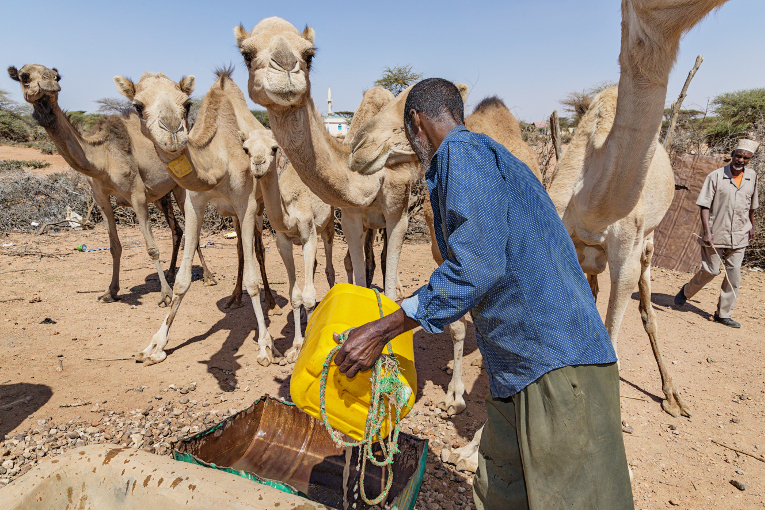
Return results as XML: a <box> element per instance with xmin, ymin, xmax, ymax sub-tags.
<box><xmin>559</xmin><ymin>80</ymin><xmax>617</xmax><ymax>125</ymax></box>
<box><xmin>374</xmin><ymin>65</ymin><xmax>423</xmax><ymax>97</ymax></box>
<box><xmin>95</xmin><ymin>97</ymin><xmax>133</xmax><ymax>114</ymax></box>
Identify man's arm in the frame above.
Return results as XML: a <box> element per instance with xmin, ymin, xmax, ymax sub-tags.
<box><xmin>700</xmin><ymin>207</ymin><xmax>713</xmax><ymax>246</ymax></box>
<box><xmin>749</xmin><ymin>209</ymin><xmax>756</xmax><ymax>240</ymax></box>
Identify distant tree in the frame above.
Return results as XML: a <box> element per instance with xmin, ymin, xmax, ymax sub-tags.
<box><xmin>0</xmin><ymin>88</ymin><xmax>32</xmax><ymax>116</ymax></box>
<box><xmin>560</xmin><ymin>80</ymin><xmax>617</xmax><ymax>125</ymax></box>
<box><xmin>251</xmin><ymin>109</ymin><xmax>269</xmax><ymax>128</ymax></box>
<box><xmin>187</xmin><ymin>97</ymin><xmax>203</xmax><ymax>127</ymax></box>
<box><xmin>0</xmin><ymin>87</ymin><xmax>34</xmax><ymax>141</ymax></box>
<box><xmin>66</xmin><ymin>111</ymin><xmax>103</xmax><ymax>133</ymax></box>
<box><xmin>374</xmin><ymin>65</ymin><xmax>423</xmax><ymax>97</ymax></box>
<box><xmin>95</xmin><ymin>97</ymin><xmax>134</xmax><ymax>115</ymax></box>
<box><xmin>335</xmin><ymin>111</ymin><xmax>354</xmax><ymax>123</ymax></box>
<box><xmin>704</xmin><ymin>88</ymin><xmax>765</xmax><ymax>147</ymax></box>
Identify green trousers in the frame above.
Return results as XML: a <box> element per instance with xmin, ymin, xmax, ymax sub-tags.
<box><xmin>473</xmin><ymin>363</ymin><xmax>634</xmax><ymax>510</ymax></box>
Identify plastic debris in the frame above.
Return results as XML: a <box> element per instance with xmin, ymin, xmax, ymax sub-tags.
<box><xmin>224</xmin><ymin>231</ymin><xmax>237</xmax><ymax>239</ymax></box>
<box><xmin>1</xmin><ymin>243</ymin><xmax>14</xmax><ymax>247</ymax></box>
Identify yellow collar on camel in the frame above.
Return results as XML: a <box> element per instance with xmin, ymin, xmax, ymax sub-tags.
<box><xmin>168</xmin><ymin>149</ymin><xmax>193</xmax><ymax>178</ymax></box>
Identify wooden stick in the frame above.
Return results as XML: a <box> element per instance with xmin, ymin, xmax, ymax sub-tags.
<box><xmin>621</xmin><ymin>395</ymin><xmax>649</xmax><ymax>402</ymax></box>
<box><xmin>84</xmin><ymin>356</ymin><xmax>134</xmax><ymax>361</ymax></box>
<box><xmin>0</xmin><ymin>297</ymin><xmax>24</xmax><ymax>303</ymax></box>
<box><xmin>711</xmin><ymin>439</ymin><xmax>765</xmax><ymax>463</ymax></box>
<box><xmin>663</xmin><ymin>55</ymin><xmax>703</xmax><ymax>149</ymax></box>
<box><xmin>550</xmin><ymin>109</ymin><xmax>562</xmax><ymax>162</ymax></box>
<box><xmin>0</xmin><ymin>268</ymin><xmax>37</xmax><ymax>274</ymax></box>
<box><xmin>59</xmin><ymin>401</ymin><xmax>92</xmax><ymax>408</ymax></box>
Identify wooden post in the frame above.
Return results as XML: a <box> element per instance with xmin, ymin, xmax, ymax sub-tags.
<box><xmin>663</xmin><ymin>55</ymin><xmax>704</xmax><ymax>149</ymax></box>
<box><xmin>550</xmin><ymin>110</ymin><xmax>562</xmax><ymax>162</ymax></box>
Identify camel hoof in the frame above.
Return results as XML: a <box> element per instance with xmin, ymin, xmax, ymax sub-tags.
<box><xmin>204</xmin><ymin>275</ymin><xmax>218</xmax><ymax>286</ymax></box>
<box><xmin>225</xmin><ymin>295</ymin><xmax>243</xmax><ymax>309</ymax></box>
<box><xmin>256</xmin><ymin>351</ymin><xmax>273</xmax><ymax>367</ymax></box>
<box><xmin>158</xmin><ymin>295</ymin><xmax>171</xmax><ymax>308</ymax></box>
<box><xmin>98</xmin><ymin>292</ymin><xmax>120</xmax><ymax>303</ymax></box>
<box><xmin>456</xmin><ymin>456</ymin><xmax>478</xmax><ymax>473</ymax></box>
<box><xmin>662</xmin><ymin>397</ymin><xmax>692</xmax><ymax>418</ymax></box>
<box><xmin>145</xmin><ymin>353</ymin><xmax>166</xmax><ymax>365</ymax></box>
<box><xmin>284</xmin><ymin>347</ymin><xmax>300</xmax><ymax>364</ymax></box>
<box><xmin>442</xmin><ymin>443</ymin><xmax>479</xmax><ymax>473</ymax></box>
<box><xmin>135</xmin><ymin>352</ymin><xmax>147</xmax><ymax>363</ymax></box>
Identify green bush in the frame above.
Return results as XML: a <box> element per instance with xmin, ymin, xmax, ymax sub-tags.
<box><xmin>0</xmin><ymin>159</ymin><xmax>51</xmax><ymax>172</ymax></box>
<box><xmin>0</xmin><ymin>110</ymin><xmax>31</xmax><ymax>142</ymax></box>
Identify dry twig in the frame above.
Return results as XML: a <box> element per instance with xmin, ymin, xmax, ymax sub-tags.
<box><xmin>711</xmin><ymin>439</ymin><xmax>765</xmax><ymax>463</ymax></box>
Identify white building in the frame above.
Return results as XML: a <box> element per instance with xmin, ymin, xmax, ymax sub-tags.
<box><xmin>323</xmin><ymin>87</ymin><xmax>349</xmax><ymax>137</ymax></box>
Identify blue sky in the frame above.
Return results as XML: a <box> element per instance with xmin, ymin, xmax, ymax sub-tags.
<box><xmin>1</xmin><ymin>1</ymin><xmax>762</xmax><ymax>122</ymax></box>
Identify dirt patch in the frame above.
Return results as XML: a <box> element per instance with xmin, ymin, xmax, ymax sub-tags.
<box><xmin>0</xmin><ymin>146</ymin><xmax>70</xmax><ymax>176</ymax></box>
<box><xmin>0</xmin><ymin>225</ymin><xmax>763</xmax><ymax>508</ymax></box>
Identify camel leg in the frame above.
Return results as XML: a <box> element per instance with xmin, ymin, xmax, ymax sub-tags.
<box><xmin>275</xmin><ymin>233</ymin><xmax>303</xmax><ymax>364</ymax></box>
<box><xmin>588</xmin><ymin>273</ymin><xmax>599</xmax><ymax>302</ymax></box>
<box><xmin>442</xmin><ymin>425</ymin><xmax>483</xmax><ymax>474</ymax></box>
<box><xmin>365</xmin><ymin>228</ymin><xmax>376</xmax><ymax>287</ymax></box>
<box><xmin>92</xmin><ymin>187</ymin><xmax>122</xmax><ymax>303</ymax></box>
<box><xmin>130</xmin><ymin>192</ymin><xmax>172</xmax><ymax>307</ymax></box>
<box><xmin>173</xmin><ymin>187</ymin><xmax>216</xmax><ymax>286</ymax></box>
<box><xmin>341</xmin><ymin>211</ymin><xmax>366</xmax><ymax>290</ymax></box>
<box><xmin>156</xmin><ymin>193</ymin><xmax>182</xmax><ymax>285</ymax></box>
<box><xmin>139</xmin><ymin>192</ymin><xmax>205</xmax><ymax>364</ymax></box>
<box><xmin>343</xmin><ymin>249</ymin><xmax>354</xmax><ymax>284</ymax></box>
<box><xmin>638</xmin><ymin>239</ymin><xmax>691</xmax><ymax>418</ymax></box>
<box><xmin>225</xmin><ymin>217</ymin><xmax>244</xmax><ymax>309</ymax></box>
<box><xmin>604</xmin><ymin>243</ymin><xmax>643</xmax><ymax>359</ymax></box>
<box><xmin>383</xmin><ymin>209</ymin><xmax>407</xmax><ymax>300</ymax></box>
<box><xmin>438</xmin><ymin>316</ymin><xmax>468</xmax><ymax>416</ymax></box>
<box><xmin>240</xmin><ymin>204</ymin><xmax>279</xmax><ymax>366</ymax></box>
<box><xmin>322</xmin><ymin>221</ymin><xmax>336</xmax><ymax>288</ymax></box>
<box><xmin>255</xmin><ymin>214</ymin><xmax>276</xmax><ymax>311</ymax></box>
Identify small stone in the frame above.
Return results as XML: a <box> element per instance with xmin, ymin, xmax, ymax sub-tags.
<box><xmin>735</xmin><ymin>469</ymin><xmax>744</xmax><ymax>475</ymax></box>
<box><xmin>189</xmin><ymin>382</ymin><xmax>197</xmax><ymax>391</ymax></box>
<box><xmin>37</xmin><ymin>419</ymin><xmax>47</xmax><ymax>426</ymax></box>
<box><xmin>85</xmin><ymin>427</ymin><xmax>100</xmax><ymax>435</ymax></box>
<box><xmin>672</xmin><ymin>430</ymin><xmax>680</xmax><ymax>435</ymax></box>
<box><xmin>179</xmin><ymin>398</ymin><xmax>189</xmax><ymax>405</ymax></box>
<box><xmin>731</xmin><ymin>417</ymin><xmax>740</xmax><ymax>423</ymax></box>
<box><xmin>706</xmin><ymin>357</ymin><xmax>714</xmax><ymax>363</ymax></box>
<box><xmin>446</xmin><ymin>368</ymin><xmax>453</xmax><ymax>375</ymax></box>
<box><xmin>0</xmin><ymin>467</ymin><xmax>5</xmax><ymax>475</ymax></box>
<box><xmin>66</xmin><ymin>432</ymin><xmax>78</xmax><ymax>439</ymax></box>
<box><xmin>90</xmin><ymin>404</ymin><xmax>100</xmax><ymax>413</ymax></box>
<box><xmin>668</xmin><ymin>424</ymin><xmax>677</xmax><ymax>430</ymax></box>
<box><xmin>622</xmin><ymin>425</ymin><xmax>634</xmax><ymax>434</ymax></box>
<box><xmin>154</xmin><ymin>396</ymin><xmax>162</xmax><ymax>401</ymax></box>
<box><xmin>179</xmin><ymin>388</ymin><xmax>189</xmax><ymax>395</ymax></box>
<box><xmin>168</xmin><ymin>384</ymin><xmax>176</xmax><ymax>390</ymax></box>
<box><xmin>730</xmin><ymin>480</ymin><xmax>746</xmax><ymax>491</ymax></box>
<box><xmin>669</xmin><ymin>499</ymin><xmax>680</xmax><ymax>506</ymax></box>
<box><xmin>142</xmin><ymin>406</ymin><xmax>154</xmax><ymax>416</ymax></box>
<box><xmin>1</xmin><ymin>460</ymin><xmax>13</xmax><ymax>470</ymax></box>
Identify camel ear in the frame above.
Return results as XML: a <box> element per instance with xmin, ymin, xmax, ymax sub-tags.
<box><xmin>234</xmin><ymin>24</ymin><xmax>250</xmax><ymax>47</ymax></box>
<box><xmin>179</xmin><ymin>75</ymin><xmax>195</xmax><ymax>96</ymax></box>
<box><xmin>8</xmin><ymin>66</ymin><xmax>19</xmax><ymax>81</ymax></box>
<box><xmin>52</xmin><ymin>68</ymin><xmax>61</xmax><ymax>82</ymax></box>
<box><xmin>114</xmin><ymin>76</ymin><xmax>136</xmax><ymax>100</ymax></box>
<box><xmin>238</xmin><ymin>131</ymin><xmax>247</xmax><ymax>144</ymax></box>
<box><xmin>456</xmin><ymin>83</ymin><xmax>469</xmax><ymax>103</ymax></box>
<box><xmin>302</xmin><ymin>26</ymin><xmax>315</xmax><ymax>45</ymax></box>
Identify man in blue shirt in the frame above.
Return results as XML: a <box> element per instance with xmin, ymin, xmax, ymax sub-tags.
<box><xmin>334</xmin><ymin>78</ymin><xmax>634</xmax><ymax>509</ymax></box>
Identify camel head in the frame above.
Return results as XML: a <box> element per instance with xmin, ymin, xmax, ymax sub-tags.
<box><xmin>241</xmin><ymin>129</ymin><xmax>279</xmax><ymax>179</ymax></box>
<box><xmin>234</xmin><ymin>17</ymin><xmax>315</xmax><ymax>113</ymax></box>
<box><xmin>348</xmin><ymin>83</ymin><xmax>469</xmax><ymax>174</ymax></box>
<box><xmin>113</xmin><ymin>72</ymin><xmax>195</xmax><ymax>153</ymax></box>
<box><xmin>8</xmin><ymin>64</ymin><xmax>62</xmax><ymax>126</ymax></box>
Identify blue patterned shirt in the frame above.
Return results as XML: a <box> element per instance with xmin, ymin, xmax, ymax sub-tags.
<box><xmin>401</xmin><ymin>126</ymin><xmax>616</xmax><ymax>398</ymax></box>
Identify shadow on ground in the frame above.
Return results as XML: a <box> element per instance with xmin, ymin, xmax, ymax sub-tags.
<box><xmin>0</xmin><ymin>383</ymin><xmax>53</xmax><ymax>438</ymax></box>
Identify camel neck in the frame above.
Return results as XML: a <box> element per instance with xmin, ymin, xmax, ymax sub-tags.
<box><xmin>39</xmin><ymin>101</ymin><xmax>105</xmax><ymax>180</ymax></box>
<box><xmin>268</xmin><ymin>96</ymin><xmax>380</xmax><ymax>209</ymax></box>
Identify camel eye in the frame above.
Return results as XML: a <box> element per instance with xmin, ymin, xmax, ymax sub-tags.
<box><xmin>183</xmin><ymin>100</ymin><xmax>192</xmax><ymax>114</ymax></box>
<box><xmin>20</xmin><ymin>73</ymin><xmax>30</xmax><ymax>83</ymax></box>
<box><xmin>133</xmin><ymin>103</ymin><xmax>144</xmax><ymax>117</ymax></box>
<box><xmin>305</xmin><ymin>53</ymin><xmax>314</xmax><ymax>70</ymax></box>
<box><xmin>242</xmin><ymin>51</ymin><xmax>254</xmax><ymax>65</ymax></box>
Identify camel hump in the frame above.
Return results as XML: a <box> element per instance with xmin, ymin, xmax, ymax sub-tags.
<box><xmin>471</xmin><ymin>96</ymin><xmax>508</xmax><ymax>116</ymax></box>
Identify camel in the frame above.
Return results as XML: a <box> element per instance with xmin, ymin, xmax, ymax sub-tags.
<box><xmin>114</xmin><ymin>69</ymin><xmax>278</xmax><ymax>366</ymax></box>
<box><xmin>235</xmin><ymin>18</ymin><xmax>421</xmax><ymax>303</ymax></box>
<box><xmin>241</xmin><ymin>128</ymin><xmax>336</xmax><ymax>362</ymax></box>
<box><xmin>347</xmin><ymin>0</ymin><xmax>728</xmax><ymax>472</ymax></box>
<box><xmin>7</xmin><ymin>63</ymin><xmax>215</xmax><ymax>306</ymax></box>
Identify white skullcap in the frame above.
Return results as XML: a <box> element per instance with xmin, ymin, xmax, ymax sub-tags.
<box><xmin>735</xmin><ymin>138</ymin><xmax>759</xmax><ymax>154</ymax></box>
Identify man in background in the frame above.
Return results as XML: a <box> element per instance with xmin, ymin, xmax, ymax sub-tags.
<box><xmin>675</xmin><ymin>139</ymin><xmax>760</xmax><ymax>328</ymax></box>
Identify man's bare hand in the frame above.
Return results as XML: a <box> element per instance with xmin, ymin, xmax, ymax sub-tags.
<box><xmin>333</xmin><ymin>323</ymin><xmax>389</xmax><ymax>379</ymax></box>
<box><xmin>703</xmin><ymin>231</ymin><xmax>714</xmax><ymax>246</ymax></box>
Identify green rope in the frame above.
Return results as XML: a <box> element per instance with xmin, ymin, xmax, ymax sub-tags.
<box><xmin>319</xmin><ymin>289</ymin><xmax>409</xmax><ymax>506</ymax></box>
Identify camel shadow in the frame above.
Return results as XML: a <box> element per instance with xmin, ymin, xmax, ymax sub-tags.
<box><xmin>619</xmin><ymin>376</ymin><xmax>663</xmax><ymax>404</ymax></box>
<box><xmin>631</xmin><ymin>291</ymin><xmax>712</xmax><ymax>321</ymax></box>
<box><xmin>116</xmin><ymin>264</ymin><xmax>207</xmax><ymax>307</ymax></box>
<box><xmin>164</xmin><ymin>292</ymin><xmax>275</xmax><ymax>393</ymax></box>
<box><xmin>0</xmin><ymin>383</ymin><xmax>53</xmax><ymax>439</ymax></box>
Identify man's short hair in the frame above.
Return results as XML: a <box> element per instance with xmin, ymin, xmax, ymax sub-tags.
<box><xmin>404</xmin><ymin>78</ymin><xmax>464</xmax><ymax>129</ymax></box>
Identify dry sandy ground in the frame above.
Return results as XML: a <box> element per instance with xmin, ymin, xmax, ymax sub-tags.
<box><xmin>0</xmin><ymin>148</ymin><xmax>764</xmax><ymax>508</ymax></box>
<box><xmin>0</xmin><ymin>146</ymin><xmax>70</xmax><ymax>176</ymax></box>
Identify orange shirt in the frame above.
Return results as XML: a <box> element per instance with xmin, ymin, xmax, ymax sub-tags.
<box><xmin>733</xmin><ymin>172</ymin><xmax>744</xmax><ymax>187</ymax></box>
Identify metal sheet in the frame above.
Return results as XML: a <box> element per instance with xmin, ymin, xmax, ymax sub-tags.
<box><xmin>653</xmin><ymin>153</ymin><xmax>729</xmax><ymax>273</ymax></box>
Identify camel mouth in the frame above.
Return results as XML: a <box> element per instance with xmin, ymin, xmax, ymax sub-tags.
<box><xmin>263</xmin><ymin>68</ymin><xmax>306</xmax><ymax>106</ymax></box>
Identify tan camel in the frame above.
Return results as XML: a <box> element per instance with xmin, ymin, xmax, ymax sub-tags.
<box><xmin>235</xmin><ymin>18</ymin><xmax>420</xmax><ymax>302</ymax></box>
<box><xmin>241</xmin><ymin>128</ymin><xmax>336</xmax><ymax>362</ymax></box>
<box><xmin>8</xmin><ymin>63</ymin><xmax>215</xmax><ymax>306</ymax></box>
<box><xmin>114</xmin><ymin>69</ymin><xmax>278</xmax><ymax>366</ymax></box>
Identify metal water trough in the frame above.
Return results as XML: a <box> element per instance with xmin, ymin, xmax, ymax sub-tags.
<box><xmin>173</xmin><ymin>395</ymin><xmax>428</xmax><ymax>510</ymax></box>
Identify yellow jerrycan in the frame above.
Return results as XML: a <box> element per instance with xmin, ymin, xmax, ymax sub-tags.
<box><xmin>291</xmin><ymin>283</ymin><xmax>417</xmax><ymax>441</ymax></box>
